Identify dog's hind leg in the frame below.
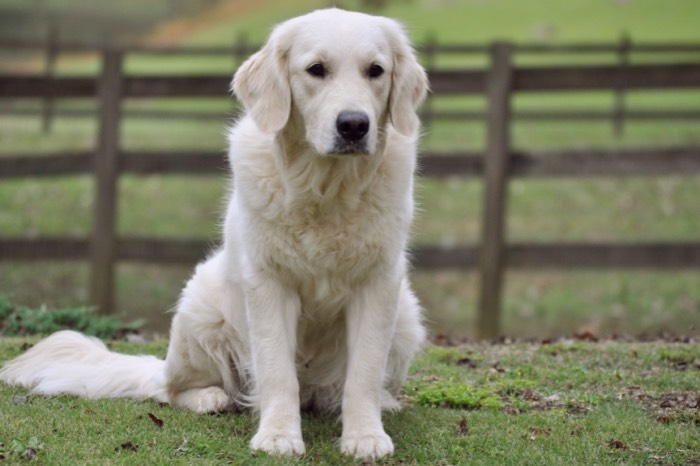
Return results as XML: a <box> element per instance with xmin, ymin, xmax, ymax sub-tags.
<box><xmin>164</xmin><ymin>252</ymin><xmax>248</xmax><ymax>413</ymax></box>
<box><xmin>165</xmin><ymin>319</ymin><xmax>231</xmax><ymax>412</ymax></box>
<box><xmin>383</xmin><ymin>278</ymin><xmax>426</xmax><ymax>407</ymax></box>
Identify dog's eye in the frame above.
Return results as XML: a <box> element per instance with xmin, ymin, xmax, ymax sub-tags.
<box><xmin>368</xmin><ymin>64</ymin><xmax>384</xmax><ymax>78</ymax></box>
<box><xmin>306</xmin><ymin>63</ymin><xmax>327</xmax><ymax>78</ymax></box>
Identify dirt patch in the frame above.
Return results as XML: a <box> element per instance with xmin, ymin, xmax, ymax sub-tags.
<box><xmin>144</xmin><ymin>0</ymin><xmax>273</xmax><ymax>45</ymax></box>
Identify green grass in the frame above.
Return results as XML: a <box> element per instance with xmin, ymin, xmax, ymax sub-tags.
<box><xmin>1</xmin><ymin>338</ymin><xmax>698</xmax><ymax>464</ymax></box>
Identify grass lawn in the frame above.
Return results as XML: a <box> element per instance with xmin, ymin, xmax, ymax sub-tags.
<box><xmin>1</xmin><ymin>337</ymin><xmax>698</xmax><ymax>464</ymax></box>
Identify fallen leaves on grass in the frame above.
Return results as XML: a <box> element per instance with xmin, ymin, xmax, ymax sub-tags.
<box><xmin>667</xmin><ymin>358</ymin><xmax>700</xmax><ymax>371</ymax></box>
<box><xmin>618</xmin><ymin>385</ymin><xmax>654</xmax><ymax>402</ymax></box>
<box><xmin>519</xmin><ymin>389</ymin><xmax>541</xmax><ymax>402</ymax></box>
<box><xmin>573</xmin><ymin>328</ymin><xmax>599</xmax><ymax>342</ymax></box>
<box><xmin>659</xmin><ymin>348</ymin><xmax>700</xmax><ymax>371</ymax></box>
<box><xmin>657</xmin><ymin>392</ymin><xmax>700</xmax><ymax>425</ymax></box>
<box><xmin>619</xmin><ymin>387</ymin><xmax>700</xmax><ymax>425</ymax></box>
<box><xmin>565</xmin><ymin>400</ymin><xmax>592</xmax><ymax>415</ymax></box>
<box><xmin>607</xmin><ymin>439</ymin><xmax>628</xmax><ymax>450</ymax></box>
<box><xmin>503</xmin><ymin>389</ymin><xmax>591</xmax><ymax>416</ymax></box>
<box><xmin>490</xmin><ymin>361</ymin><xmax>506</xmax><ymax>374</ymax></box>
<box><xmin>455</xmin><ymin>417</ymin><xmax>469</xmax><ymax>436</ymax></box>
<box><xmin>662</xmin><ymin>392</ymin><xmax>697</xmax><ymax>410</ymax></box>
<box><xmin>21</xmin><ymin>448</ymin><xmax>38</xmax><ymax>460</ymax></box>
<box><xmin>528</xmin><ymin>427</ymin><xmax>552</xmax><ymax>441</ymax></box>
<box><xmin>148</xmin><ymin>412</ymin><xmax>164</xmax><ymax>427</ymax></box>
<box><xmin>456</xmin><ymin>357</ymin><xmax>478</xmax><ymax>369</ymax></box>
<box><xmin>6</xmin><ymin>437</ymin><xmax>44</xmax><ymax>461</ymax></box>
<box><xmin>116</xmin><ymin>441</ymin><xmax>138</xmax><ymax>453</ymax></box>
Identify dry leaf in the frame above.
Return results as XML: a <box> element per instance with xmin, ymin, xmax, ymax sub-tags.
<box><xmin>520</xmin><ymin>389</ymin><xmax>541</xmax><ymax>401</ymax></box>
<box><xmin>116</xmin><ymin>441</ymin><xmax>138</xmax><ymax>452</ymax></box>
<box><xmin>528</xmin><ymin>427</ymin><xmax>552</xmax><ymax>441</ymax></box>
<box><xmin>490</xmin><ymin>362</ymin><xmax>506</xmax><ymax>373</ymax></box>
<box><xmin>148</xmin><ymin>412</ymin><xmax>164</xmax><ymax>427</ymax></box>
<box><xmin>660</xmin><ymin>399</ymin><xmax>676</xmax><ymax>409</ymax></box>
<box><xmin>607</xmin><ymin>439</ymin><xmax>627</xmax><ymax>450</ymax></box>
<box><xmin>455</xmin><ymin>417</ymin><xmax>469</xmax><ymax>436</ymax></box>
<box><xmin>574</xmin><ymin>329</ymin><xmax>598</xmax><ymax>342</ymax></box>
<box><xmin>456</xmin><ymin>358</ymin><xmax>477</xmax><ymax>369</ymax></box>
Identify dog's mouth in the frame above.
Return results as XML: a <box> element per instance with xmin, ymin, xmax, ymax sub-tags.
<box><xmin>328</xmin><ymin>138</ymin><xmax>370</xmax><ymax>156</ymax></box>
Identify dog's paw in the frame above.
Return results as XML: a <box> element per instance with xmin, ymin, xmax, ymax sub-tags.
<box><xmin>340</xmin><ymin>430</ymin><xmax>394</xmax><ymax>459</ymax></box>
<box><xmin>194</xmin><ymin>386</ymin><xmax>231</xmax><ymax>413</ymax></box>
<box><xmin>171</xmin><ymin>386</ymin><xmax>231</xmax><ymax>413</ymax></box>
<box><xmin>251</xmin><ymin>429</ymin><xmax>305</xmax><ymax>456</ymax></box>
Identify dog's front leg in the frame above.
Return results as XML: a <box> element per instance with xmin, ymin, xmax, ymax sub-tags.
<box><xmin>245</xmin><ymin>277</ymin><xmax>305</xmax><ymax>456</ymax></box>
<box><xmin>341</xmin><ymin>278</ymin><xmax>400</xmax><ymax>459</ymax></box>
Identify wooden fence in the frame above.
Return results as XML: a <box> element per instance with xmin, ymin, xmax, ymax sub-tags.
<box><xmin>1</xmin><ymin>42</ymin><xmax>700</xmax><ymax>337</ymax></box>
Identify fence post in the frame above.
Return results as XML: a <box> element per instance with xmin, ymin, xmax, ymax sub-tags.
<box><xmin>477</xmin><ymin>42</ymin><xmax>514</xmax><ymax>339</ymax></box>
<box><xmin>234</xmin><ymin>32</ymin><xmax>249</xmax><ymax>68</ymax></box>
<box><xmin>90</xmin><ymin>49</ymin><xmax>124</xmax><ymax>315</ymax></box>
<box><xmin>613</xmin><ymin>32</ymin><xmax>631</xmax><ymax>138</ymax></box>
<box><xmin>41</xmin><ymin>22</ymin><xmax>58</xmax><ymax>134</ymax></box>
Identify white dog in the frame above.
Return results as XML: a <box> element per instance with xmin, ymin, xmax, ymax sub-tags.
<box><xmin>1</xmin><ymin>8</ymin><xmax>428</xmax><ymax>459</ymax></box>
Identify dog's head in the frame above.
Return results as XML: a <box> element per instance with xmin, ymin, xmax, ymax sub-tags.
<box><xmin>232</xmin><ymin>8</ymin><xmax>428</xmax><ymax>156</ymax></box>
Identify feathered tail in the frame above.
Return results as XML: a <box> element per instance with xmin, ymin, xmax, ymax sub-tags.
<box><xmin>0</xmin><ymin>330</ymin><xmax>168</xmax><ymax>403</ymax></box>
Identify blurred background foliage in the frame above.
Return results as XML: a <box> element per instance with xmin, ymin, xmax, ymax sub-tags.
<box><xmin>0</xmin><ymin>0</ymin><xmax>699</xmax><ymax>338</ymax></box>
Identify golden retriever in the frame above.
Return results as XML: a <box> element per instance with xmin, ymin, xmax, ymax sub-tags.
<box><xmin>1</xmin><ymin>8</ymin><xmax>428</xmax><ymax>459</ymax></box>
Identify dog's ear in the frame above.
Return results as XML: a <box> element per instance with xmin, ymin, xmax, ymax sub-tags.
<box><xmin>232</xmin><ymin>29</ymin><xmax>291</xmax><ymax>133</ymax></box>
<box><xmin>382</xmin><ymin>19</ymin><xmax>429</xmax><ymax>136</ymax></box>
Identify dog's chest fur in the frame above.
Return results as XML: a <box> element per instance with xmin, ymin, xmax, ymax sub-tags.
<box><xmin>267</xmin><ymin>167</ymin><xmax>398</xmax><ymax>304</ymax></box>
<box><xmin>237</xmin><ymin>155</ymin><xmax>407</xmax><ymax>308</ymax></box>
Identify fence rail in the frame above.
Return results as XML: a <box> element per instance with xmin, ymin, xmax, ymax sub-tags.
<box><xmin>3</xmin><ymin>146</ymin><xmax>700</xmax><ymax>179</ymax></box>
<box><xmin>1</xmin><ymin>40</ymin><xmax>700</xmax><ymax>337</ymax></box>
<box><xmin>8</xmin><ymin>61</ymin><xmax>697</xmax><ymax>98</ymax></box>
<box><xmin>3</xmin><ymin>238</ymin><xmax>700</xmax><ymax>270</ymax></box>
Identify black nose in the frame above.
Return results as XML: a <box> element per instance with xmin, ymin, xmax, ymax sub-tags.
<box><xmin>336</xmin><ymin>111</ymin><xmax>369</xmax><ymax>141</ymax></box>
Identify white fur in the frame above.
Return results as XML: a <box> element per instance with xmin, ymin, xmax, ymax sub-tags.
<box><xmin>0</xmin><ymin>8</ymin><xmax>428</xmax><ymax>460</ymax></box>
